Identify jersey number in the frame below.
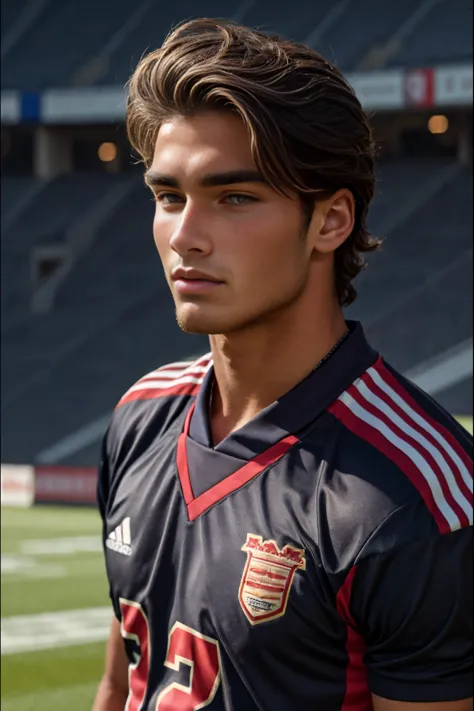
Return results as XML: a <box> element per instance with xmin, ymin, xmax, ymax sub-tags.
<box><xmin>120</xmin><ymin>599</ymin><xmax>221</xmax><ymax>711</ymax></box>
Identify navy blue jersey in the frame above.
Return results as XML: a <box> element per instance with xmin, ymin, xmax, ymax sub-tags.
<box><xmin>98</xmin><ymin>321</ymin><xmax>473</xmax><ymax>710</ymax></box>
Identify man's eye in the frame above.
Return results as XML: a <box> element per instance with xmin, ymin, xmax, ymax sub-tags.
<box><xmin>154</xmin><ymin>193</ymin><xmax>183</xmax><ymax>204</ymax></box>
<box><xmin>224</xmin><ymin>194</ymin><xmax>257</xmax><ymax>206</ymax></box>
<box><xmin>152</xmin><ymin>193</ymin><xmax>257</xmax><ymax>206</ymax></box>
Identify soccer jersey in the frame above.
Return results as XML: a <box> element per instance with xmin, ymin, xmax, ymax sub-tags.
<box><xmin>98</xmin><ymin>321</ymin><xmax>473</xmax><ymax>710</ymax></box>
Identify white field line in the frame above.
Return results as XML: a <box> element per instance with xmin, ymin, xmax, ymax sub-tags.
<box><xmin>1</xmin><ymin>555</ymin><xmax>37</xmax><ymax>573</ymax></box>
<box><xmin>0</xmin><ymin>514</ymin><xmax>100</xmax><ymax>531</ymax></box>
<box><xmin>1</xmin><ymin>607</ymin><xmax>112</xmax><ymax>655</ymax></box>
<box><xmin>1</xmin><ymin>536</ymin><xmax>102</xmax><ymax>582</ymax></box>
<box><xmin>20</xmin><ymin>535</ymin><xmax>102</xmax><ymax>555</ymax></box>
<box><xmin>1</xmin><ymin>555</ymin><xmax>66</xmax><ymax>579</ymax></box>
<box><xmin>1</xmin><ymin>681</ymin><xmax>98</xmax><ymax>711</ymax></box>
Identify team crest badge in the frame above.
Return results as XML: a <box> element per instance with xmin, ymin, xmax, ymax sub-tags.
<box><xmin>239</xmin><ymin>534</ymin><xmax>306</xmax><ymax>625</ymax></box>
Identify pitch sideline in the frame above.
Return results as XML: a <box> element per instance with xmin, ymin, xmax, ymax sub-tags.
<box><xmin>1</xmin><ymin>607</ymin><xmax>112</xmax><ymax>655</ymax></box>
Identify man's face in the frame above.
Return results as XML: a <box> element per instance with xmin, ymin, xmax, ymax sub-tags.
<box><xmin>148</xmin><ymin>110</ymin><xmax>314</xmax><ymax>335</ymax></box>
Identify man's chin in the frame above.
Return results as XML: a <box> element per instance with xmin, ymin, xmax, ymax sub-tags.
<box><xmin>176</xmin><ymin>319</ymin><xmax>211</xmax><ymax>335</ymax></box>
<box><xmin>175</xmin><ymin>308</ymin><xmax>227</xmax><ymax>336</ymax></box>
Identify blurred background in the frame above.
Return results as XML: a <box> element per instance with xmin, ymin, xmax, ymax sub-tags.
<box><xmin>1</xmin><ymin>1</ymin><xmax>472</xmax><ymax>709</ymax></box>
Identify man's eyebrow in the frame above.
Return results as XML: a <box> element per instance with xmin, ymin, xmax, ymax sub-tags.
<box><xmin>201</xmin><ymin>170</ymin><xmax>266</xmax><ymax>187</ymax></box>
<box><xmin>144</xmin><ymin>170</ymin><xmax>266</xmax><ymax>188</ymax></box>
<box><xmin>144</xmin><ymin>172</ymin><xmax>179</xmax><ymax>188</ymax></box>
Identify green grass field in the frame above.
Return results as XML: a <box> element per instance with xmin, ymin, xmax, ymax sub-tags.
<box><xmin>455</xmin><ymin>415</ymin><xmax>473</xmax><ymax>435</ymax></box>
<box><xmin>1</xmin><ymin>506</ymin><xmax>111</xmax><ymax>711</ymax></box>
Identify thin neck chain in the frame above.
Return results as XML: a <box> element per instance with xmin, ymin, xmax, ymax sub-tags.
<box><xmin>209</xmin><ymin>329</ymin><xmax>350</xmax><ymax>410</ymax></box>
<box><xmin>310</xmin><ymin>328</ymin><xmax>350</xmax><ymax>374</ymax></box>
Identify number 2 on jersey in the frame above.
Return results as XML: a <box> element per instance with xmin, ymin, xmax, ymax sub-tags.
<box><xmin>157</xmin><ymin>622</ymin><xmax>221</xmax><ymax>710</ymax></box>
<box><xmin>120</xmin><ymin>599</ymin><xmax>221</xmax><ymax>711</ymax></box>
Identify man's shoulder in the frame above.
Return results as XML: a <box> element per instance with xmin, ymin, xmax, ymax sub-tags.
<box><xmin>107</xmin><ymin>352</ymin><xmax>212</xmax><ymax>448</ymax></box>
<box><xmin>324</xmin><ymin>353</ymin><xmax>472</xmax><ymax>557</ymax></box>
<box><xmin>116</xmin><ymin>352</ymin><xmax>212</xmax><ymax>409</ymax></box>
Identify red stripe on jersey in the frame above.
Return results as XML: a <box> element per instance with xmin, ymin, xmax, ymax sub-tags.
<box><xmin>361</xmin><ymin>366</ymin><xmax>472</xmax><ymax>509</ymax></box>
<box><xmin>185</xmin><ymin>435</ymin><xmax>299</xmax><ymax>521</ymax></box>
<box><xmin>138</xmin><ymin>358</ymin><xmax>212</xmax><ymax>384</ymax></box>
<box><xmin>115</xmin><ymin>355</ymin><xmax>212</xmax><ymax>408</ymax></box>
<box><xmin>137</xmin><ymin>370</ymin><xmax>206</xmax><ymax>386</ymax></box>
<box><xmin>347</xmin><ymin>382</ymin><xmax>471</xmax><ymax>529</ymax></box>
<box><xmin>177</xmin><ymin>404</ymin><xmax>299</xmax><ymax>521</ymax></box>
<box><xmin>374</xmin><ymin>357</ymin><xmax>473</xmax><ymax>478</ymax></box>
<box><xmin>336</xmin><ymin>567</ymin><xmax>371</xmax><ymax>711</ymax></box>
<box><xmin>157</xmin><ymin>358</ymin><xmax>211</xmax><ymax>372</ymax></box>
<box><xmin>177</xmin><ymin>405</ymin><xmax>196</xmax><ymax>505</ymax></box>
<box><xmin>328</xmin><ymin>398</ymin><xmax>452</xmax><ymax>533</ymax></box>
<box><xmin>117</xmin><ymin>381</ymin><xmax>202</xmax><ymax>408</ymax></box>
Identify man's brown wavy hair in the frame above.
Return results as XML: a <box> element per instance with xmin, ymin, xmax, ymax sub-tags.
<box><xmin>126</xmin><ymin>18</ymin><xmax>380</xmax><ymax>306</ymax></box>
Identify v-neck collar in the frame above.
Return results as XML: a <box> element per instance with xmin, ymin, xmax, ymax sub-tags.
<box><xmin>189</xmin><ymin>321</ymin><xmax>377</xmax><ymax>459</ymax></box>
<box><xmin>177</xmin><ymin>321</ymin><xmax>378</xmax><ymax>521</ymax></box>
<box><xmin>178</xmin><ymin>405</ymin><xmax>299</xmax><ymax>521</ymax></box>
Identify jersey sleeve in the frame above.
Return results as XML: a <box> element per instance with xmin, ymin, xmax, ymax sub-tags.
<box><xmin>349</xmin><ymin>527</ymin><xmax>473</xmax><ymax>702</ymax></box>
<box><xmin>96</xmin><ymin>431</ymin><xmax>109</xmax><ymax>525</ymax></box>
<box><xmin>96</xmin><ymin>427</ymin><xmax>122</xmax><ymax>620</ymax></box>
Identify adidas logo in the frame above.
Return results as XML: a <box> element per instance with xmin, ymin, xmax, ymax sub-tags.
<box><xmin>106</xmin><ymin>517</ymin><xmax>132</xmax><ymax>556</ymax></box>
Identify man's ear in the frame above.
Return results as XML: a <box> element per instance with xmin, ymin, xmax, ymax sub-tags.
<box><xmin>309</xmin><ymin>189</ymin><xmax>355</xmax><ymax>254</ymax></box>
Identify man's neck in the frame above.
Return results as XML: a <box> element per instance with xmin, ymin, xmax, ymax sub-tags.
<box><xmin>208</xmin><ymin>299</ymin><xmax>348</xmax><ymax>445</ymax></box>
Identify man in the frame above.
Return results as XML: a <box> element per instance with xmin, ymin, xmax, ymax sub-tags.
<box><xmin>93</xmin><ymin>18</ymin><xmax>473</xmax><ymax>711</ymax></box>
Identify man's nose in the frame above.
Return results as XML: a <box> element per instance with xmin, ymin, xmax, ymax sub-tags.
<box><xmin>168</xmin><ymin>202</ymin><xmax>213</xmax><ymax>256</ymax></box>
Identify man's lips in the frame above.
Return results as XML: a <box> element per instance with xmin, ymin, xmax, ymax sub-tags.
<box><xmin>171</xmin><ymin>268</ymin><xmax>224</xmax><ymax>294</ymax></box>
<box><xmin>173</xmin><ymin>279</ymin><xmax>223</xmax><ymax>294</ymax></box>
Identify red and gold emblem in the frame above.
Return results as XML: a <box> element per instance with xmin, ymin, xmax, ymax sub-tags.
<box><xmin>239</xmin><ymin>534</ymin><xmax>306</xmax><ymax>625</ymax></box>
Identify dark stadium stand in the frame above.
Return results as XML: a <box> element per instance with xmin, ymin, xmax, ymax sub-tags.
<box><xmin>0</xmin><ymin>0</ymin><xmax>23</xmax><ymax>38</ymax></box>
<box><xmin>349</xmin><ymin>163</ymin><xmax>472</xmax><ymax>394</ymax></box>
<box><xmin>1</xmin><ymin>173</ymin><xmax>129</xmax><ymax>334</ymax></box>
<box><xmin>98</xmin><ymin>0</ymin><xmax>239</xmax><ymax>87</ymax></box>
<box><xmin>1</xmin><ymin>0</ymin><xmax>472</xmax><ymax>89</ymax></box>
<box><xmin>1</xmin><ymin>1</ymin><xmax>472</xmax><ymax>466</ymax></box>
<box><xmin>312</xmin><ymin>0</ymin><xmax>424</xmax><ymax>69</ymax></box>
<box><xmin>1</xmin><ymin>156</ymin><xmax>472</xmax><ymax>464</ymax></box>
<box><xmin>0</xmin><ymin>177</ymin><xmax>40</xmax><ymax>242</ymax></box>
<box><xmin>438</xmin><ymin>377</ymin><xmax>473</xmax><ymax>415</ymax></box>
<box><xmin>387</xmin><ymin>0</ymin><xmax>473</xmax><ymax>68</ymax></box>
<box><xmin>1</xmin><ymin>0</ymin><xmax>136</xmax><ymax>90</ymax></box>
<box><xmin>1</xmin><ymin>291</ymin><xmax>209</xmax><ymax>465</ymax></box>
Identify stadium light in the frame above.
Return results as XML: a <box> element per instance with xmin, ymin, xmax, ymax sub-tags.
<box><xmin>98</xmin><ymin>142</ymin><xmax>117</xmax><ymax>162</ymax></box>
<box><xmin>428</xmin><ymin>115</ymin><xmax>449</xmax><ymax>134</ymax></box>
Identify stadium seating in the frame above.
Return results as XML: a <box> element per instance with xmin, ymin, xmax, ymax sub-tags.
<box><xmin>1</xmin><ymin>173</ymin><xmax>128</xmax><ymax>335</ymax></box>
<box><xmin>0</xmin><ymin>0</ymin><xmax>24</xmax><ymax>39</ymax></box>
<box><xmin>353</xmin><ymin>162</ymin><xmax>471</xmax><ymax>308</ymax></box>
<box><xmin>1</xmin><ymin>176</ymin><xmax>37</xmax><ymax>220</ymax></box>
<box><xmin>0</xmin><ymin>174</ymin><xmax>209</xmax><ymax>464</ymax></box>
<box><xmin>1</xmin><ymin>0</ymin><xmax>137</xmax><ymax>90</ymax></box>
<box><xmin>387</xmin><ymin>0</ymin><xmax>473</xmax><ymax>68</ymax></box>
<box><xmin>97</xmin><ymin>0</ymin><xmax>239</xmax><ymax>87</ymax></box>
<box><xmin>1</xmin><ymin>1</ymin><xmax>472</xmax><ymax>464</ymax></box>
<box><xmin>437</xmin><ymin>377</ymin><xmax>473</xmax><ymax>416</ymax></box>
<box><xmin>313</xmin><ymin>0</ymin><xmax>424</xmax><ymax>70</ymax></box>
<box><xmin>1</xmin><ymin>0</ymin><xmax>472</xmax><ymax>90</ymax></box>
<box><xmin>1</xmin><ymin>157</ymin><xmax>472</xmax><ymax>464</ymax></box>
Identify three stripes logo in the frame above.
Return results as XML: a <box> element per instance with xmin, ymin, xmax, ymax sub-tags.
<box><xmin>106</xmin><ymin>517</ymin><xmax>132</xmax><ymax>556</ymax></box>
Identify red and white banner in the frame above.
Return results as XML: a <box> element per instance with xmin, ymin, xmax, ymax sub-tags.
<box><xmin>348</xmin><ymin>70</ymin><xmax>405</xmax><ymax>110</ymax></box>
<box><xmin>404</xmin><ymin>68</ymin><xmax>435</xmax><ymax>108</ymax></box>
<box><xmin>35</xmin><ymin>466</ymin><xmax>98</xmax><ymax>505</ymax></box>
<box><xmin>1</xmin><ymin>465</ymin><xmax>34</xmax><ymax>507</ymax></box>
<box><xmin>1</xmin><ymin>64</ymin><xmax>471</xmax><ymax>125</ymax></box>
<box><xmin>435</xmin><ymin>64</ymin><xmax>473</xmax><ymax>106</ymax></box>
